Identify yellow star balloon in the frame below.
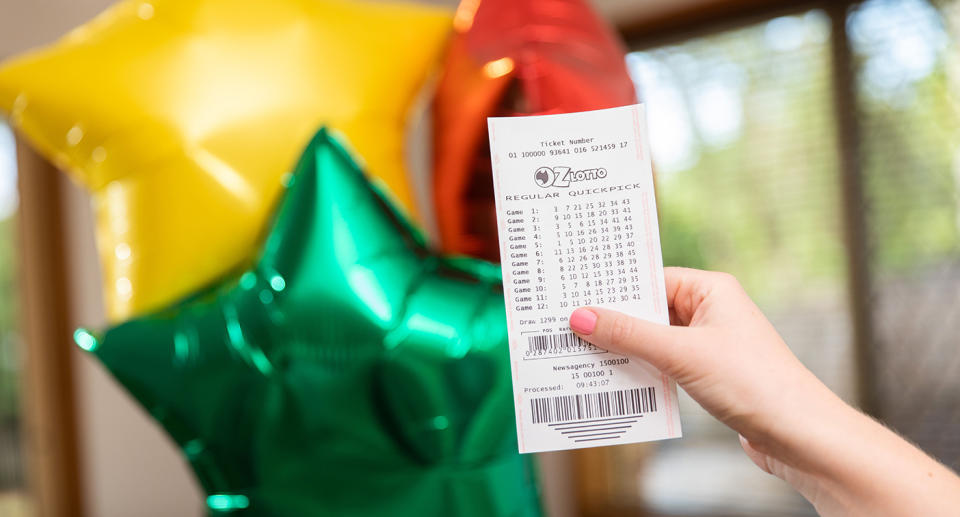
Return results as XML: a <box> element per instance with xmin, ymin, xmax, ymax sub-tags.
<box><xmin>0</xmin><ymin>0</ymin><xmax>451</xmax><ymax>321</ymax></box>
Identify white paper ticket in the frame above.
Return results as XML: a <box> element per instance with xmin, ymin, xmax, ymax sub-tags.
<box><xmin>488</xmin><ymin>104</ymin><xmax>682</xmax><ymax>453</ymax></box>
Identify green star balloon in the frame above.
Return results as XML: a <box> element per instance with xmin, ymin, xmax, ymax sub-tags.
<box><xmin>75</xmin><ymin>128</ymin><xmax>541</xmax><ymax>516</ymax></box>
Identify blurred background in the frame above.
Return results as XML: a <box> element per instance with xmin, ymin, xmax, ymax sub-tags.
<box><xmin>1</xmin><ymin>0</ymin><xmax>959</xmax><ymax>516</ymax></box>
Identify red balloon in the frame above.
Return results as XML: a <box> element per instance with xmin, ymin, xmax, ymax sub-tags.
<box><xmin>433</xmin><ymin>0</ymin><xmax>638</xmax><ymax>260</ymax></box>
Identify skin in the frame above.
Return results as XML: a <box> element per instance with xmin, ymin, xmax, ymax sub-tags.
<box><xmin>569</xmin><ymin>267</ymin><xmax>960</xmax><ymax>516</ymax></box>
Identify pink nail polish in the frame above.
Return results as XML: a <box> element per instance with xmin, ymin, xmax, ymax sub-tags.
<box><xmin>569</xmin><ymin>308</ymin><xmax>597</xmax><ymax>335</ymax></box>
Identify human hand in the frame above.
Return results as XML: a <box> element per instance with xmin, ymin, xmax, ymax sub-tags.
<box><xmin>569</xmin><ymin>267</ymin><xmax>960</xmax><ymax>516</ymax></box>
<box><xmin>568</xmin><ymin>267</ymin><xmax>836</xmax><ymax>453</ymax></box>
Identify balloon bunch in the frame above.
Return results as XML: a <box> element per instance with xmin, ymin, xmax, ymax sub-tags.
<box><xmin>0</xmin><ymin>0</ymin><xmax>636</xmax><ymax>514</ymax></box>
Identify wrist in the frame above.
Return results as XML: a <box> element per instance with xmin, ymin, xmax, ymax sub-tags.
<box><xmin>736</xmin><ymin>365</ymin><xmax>852</xmax><ymax>470</ymax></box>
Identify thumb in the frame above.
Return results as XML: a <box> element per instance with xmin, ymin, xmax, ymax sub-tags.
<box><xmin>569</xmin><ymin>307</ymin><xmax>690</xmax><ymax>374</ymax></box>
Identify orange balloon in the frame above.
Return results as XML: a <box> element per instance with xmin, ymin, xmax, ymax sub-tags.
<box><xmin>433</xmin><ymin>36</ymin><xmax>514</xmax><ymax>260</ymax></box>
<box><xmin>433</xmin><ymin>0</ymin><xmax>637</xmax><ymax>261</ymax></box>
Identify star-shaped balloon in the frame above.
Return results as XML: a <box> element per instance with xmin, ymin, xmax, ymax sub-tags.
<box><xmin>0</xmin><ymin>0</ymin><xmax>451</xmax><ymax>321</ymax></box>
<box><xmin>433</xmin><ymin>0</ymin><xmax>637</xmax><ymax>260</ymax></box>
<box><xmin>74</xmin><ymin>128</ymin><xmax>540</xmax><ymax>516</ymax></box>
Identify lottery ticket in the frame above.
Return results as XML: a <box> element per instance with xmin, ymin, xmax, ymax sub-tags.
<box><xmin>488</xmin><ymin>104</ymin><xmax>682</xmax><ymax>453</ymax></box>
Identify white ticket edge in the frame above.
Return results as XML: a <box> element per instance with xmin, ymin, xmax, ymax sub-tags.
<box><xmin>488</xmin><ymin>104</ymin><xmax>682</xmax><ymax>454</ymax></box>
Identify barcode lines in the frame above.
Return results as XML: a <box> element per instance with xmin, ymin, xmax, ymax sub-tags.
<box><xmin>530</xmin><ymin>387</ymin><xmax>657</xmax><ymax>424</ymax></box>
<box><xmin>526</xmin><ymin>332</ymin><xmax>601</xmax><ymax>358</ymax></box>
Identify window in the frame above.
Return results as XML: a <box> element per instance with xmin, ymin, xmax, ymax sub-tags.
<box><xmin>627</xmin><ymin>10</ymin><xmax>845</xmax><ymax>516</ymax></box>
<box><xmin>616</xmin><ymin>0</ymin><xmax>960</xmax><ymax>515</ymax></box>
<box><xmin>850</xmin><ymin>0</ymin><xmax>960</xmax><ymax>469</ymax></box>
<box><xmin>0</xmin><ymin>120</ymin><xmax>28</xmax><ymax>515</ymax></box>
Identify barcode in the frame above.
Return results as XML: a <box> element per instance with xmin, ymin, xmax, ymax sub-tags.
<box><xmin>526</xmin><ymin>332</ymin><xmax>601</xmax><ymax>357</ymax></box>
<box><xmin>530</xmin><ymin>387</ymin><xmax>657</xmax><ymax>424</ymax></box>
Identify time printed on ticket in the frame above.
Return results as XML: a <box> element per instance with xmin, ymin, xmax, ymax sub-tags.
<box><xmin>488</xmin><ymin>104</ymin><xmax>682</xmax><ymax>453</ymax></box>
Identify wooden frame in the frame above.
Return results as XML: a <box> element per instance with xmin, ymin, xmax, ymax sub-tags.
<box><xmin>16</xmin><ymin>139</ymin><xmax>84</xmax><ymax>517</ymax></box>
<box><xmin>617</xmin><ymin>0</ymin><xmax>823</xmax><ymax>47</ymax></box>
<box><xmin>825</xmin><ymin>0</ymin><xmax>878</xmax><ymax>416</ymax></box>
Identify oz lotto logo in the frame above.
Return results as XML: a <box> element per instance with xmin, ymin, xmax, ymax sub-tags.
<box><xmin>534</xmin><ymin>167</ymin><xmax>556</xmax><ymax>187</ymax></box>
<box><xmin>534</xmin><ymin>166</ymin><xmax>607</xmax><ymax>188</ymax></box>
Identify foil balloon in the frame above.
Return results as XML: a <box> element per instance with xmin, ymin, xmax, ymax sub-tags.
<box><xmin>434</xmin><ymin>0</ymin><xmax>638</xmax><ymax>260</ymax></box>
<box><xmin>0</xmin><ymin>0</ymin><xmax>451</xmax><ymax>322</ymax></box>
<box><xmin>74</xmin><ymin>129</ymin><xmax>541</xmax><ymax>517</ymax></box>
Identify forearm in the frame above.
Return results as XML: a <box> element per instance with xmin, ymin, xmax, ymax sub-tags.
<box><xmin>773</xmin><ymin>396</ymin><xmax>960</xmax><ymax>516</ymax></box>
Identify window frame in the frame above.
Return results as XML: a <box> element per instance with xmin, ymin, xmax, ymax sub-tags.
<box><xmin>15</xmin><ymin>137</ymin><xmax>84</xmax><ymax>517</ymax></box>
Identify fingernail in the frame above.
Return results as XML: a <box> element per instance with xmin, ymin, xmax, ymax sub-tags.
<box><xmin>569</xmin><ymin>308</ymin><xmax>598</xmax><ymax>335</ymax></box>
